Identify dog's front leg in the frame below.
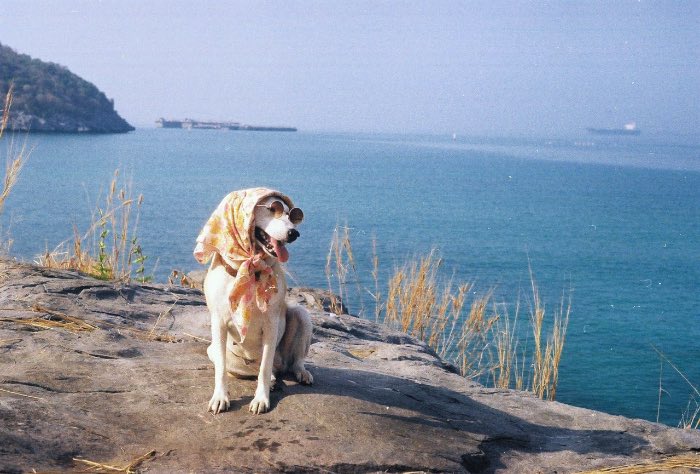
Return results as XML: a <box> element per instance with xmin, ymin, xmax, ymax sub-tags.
<box><xmin>249</xmin><ymin>323</ymin><xmax>277</xmax><ymax>414</ymax></box>
<box><xmin>208</xmin><ymin>314</ymin><xmax>230</xmax><ymax>414</ymax></box>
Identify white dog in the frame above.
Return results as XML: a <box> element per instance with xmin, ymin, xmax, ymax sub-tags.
<box><xmin>194</xmin><ymin>188</ymin><xmax>313</xmax><ymax>414</ymax></box>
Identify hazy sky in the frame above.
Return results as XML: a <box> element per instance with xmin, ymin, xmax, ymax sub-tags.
<box><xmin>1</xmin><ymin>1</ymin><xmax>698</xmax><ymax>136</ymax></box>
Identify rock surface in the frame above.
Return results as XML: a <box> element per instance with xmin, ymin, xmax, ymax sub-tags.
<box><xmin>1</xmin><ymin>259</ymin><xmax>699</xmax><ymax>473</ymax></box>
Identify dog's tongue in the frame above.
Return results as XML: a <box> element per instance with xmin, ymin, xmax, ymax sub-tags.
<box><xmin>272</xmin><ymin>239</ymin><xmax>289</xmax><ymax>263</ymax></box>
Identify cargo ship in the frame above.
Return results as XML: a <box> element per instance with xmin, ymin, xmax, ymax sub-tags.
<box><xmin>156</xmin><ymin>118</ymin><xmax>296</xmax><ymax>132</ymax></box>
<box><xmin>586</xmin><ymin>122</ymin><xmax>640</xmax><ymax>136</ymax></box>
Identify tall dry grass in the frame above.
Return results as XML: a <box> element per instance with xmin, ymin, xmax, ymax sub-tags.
<box><xmin>324</xmin><ymin>224</ymin><xmax>361</xmax><ymax>314</ymax></box>
<box><xmin>382</xmin><ymin>250</ymin><xmax>570</xmax><ymax>400</ymax></box>
<box><xmin>452</xmin><ymin>289</ymin><xmax>498</xmax><ymax>380</ymax></box>
<box><xmin>527</xmin><ymin>269</ymin><xmax>570</xmax><ymax>400</ymax></box>
<box><xmin>0</xmin><ymin>84</ymin><xmax>31</xmax><ymax>252</ymax></box>
<box><xmin>384</xmin><ymin>251</ymin><xmax>483</xmax><ymax>361</ymax></box>
<box><xmin>326</xmin><ymin>229</ymin><xmax>572</xmax><ymax>401</ymax></box>
<box><xmin>490</xmin><ymin>300</ymin><xmax>524</xmax><ymax>391</ymax></box>
<box><xmin>36</xmin><ymin>169</ymin><xmax>151</xmax><ymax>282</ymax></box>
<box><xmin>653</xmin><ymin>345</ymin><xmax>700</xmax><ymax>430</ymax></box>
<box><xmin>369</xmin><ymin>236</ymin><xmax>382</xmax><ymax>322</ymax></box>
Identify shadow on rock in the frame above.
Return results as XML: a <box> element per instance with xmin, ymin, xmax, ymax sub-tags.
<box><xmin>270</xmin><ymin>365</ymin><xmax>650</xmax><ymax>473</ymax></box>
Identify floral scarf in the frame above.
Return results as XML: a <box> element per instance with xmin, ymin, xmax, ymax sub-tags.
<box><xmin>193</xmin><ymin>187</ymin><xmax>294</xmax><ymax>338</ymax></box>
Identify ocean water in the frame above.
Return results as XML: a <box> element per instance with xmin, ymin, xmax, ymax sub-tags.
<box><xmin>4</xmin><ymin>129</ymin><xmax>699</xmax><ymax>426</ymax></box>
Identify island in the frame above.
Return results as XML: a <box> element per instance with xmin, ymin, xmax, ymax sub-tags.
<box><xmin>0</xmin><ymin>43</ymin><xmax>134</xmax><ymax>133</ymax></box>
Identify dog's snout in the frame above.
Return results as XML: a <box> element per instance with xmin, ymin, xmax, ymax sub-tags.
<box><xmin>287</xmin><ymin>229</ymin><xmax>300</xmax><ymax>243</ymax></box>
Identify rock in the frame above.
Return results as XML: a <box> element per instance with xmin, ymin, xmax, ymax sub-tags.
<box><xmin>184</xmin><ymin>269</ymin><xmax>207</xmax><ymax>289</ymax></box>
<box><xmin>1</xmin><ymin>258</ymin><xmax>699</xmax><ymax>473</ymax></box>
<box><xmin>287</xmin><ymin>287</ymin><xmax>350</xmax><ymax>314</ymax></box>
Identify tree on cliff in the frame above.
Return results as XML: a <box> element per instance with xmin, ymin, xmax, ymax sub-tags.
<box><xmin>0</xmin><ymin>43</ymin><xmax>134</xmax><ymax>133</ymax></box>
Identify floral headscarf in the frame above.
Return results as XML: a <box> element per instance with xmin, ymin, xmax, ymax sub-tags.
<box><xmin>193</xmin><ymin>187</ymin><xmax>294</xmax><ymax>339</ymax></box>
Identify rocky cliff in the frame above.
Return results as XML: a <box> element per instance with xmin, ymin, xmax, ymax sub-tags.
<box><xmin>1</xmin><ymin>259</ymin><xmax>699</xmax><ymax>473</ymax></box>
<box><xmin>0</xmin><ymin>43</ymin><xmax>134</xmax><ymax>133</ymax></box>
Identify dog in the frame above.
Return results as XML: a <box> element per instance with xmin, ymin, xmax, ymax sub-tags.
<box><xmin>194</xmin><ymin>188</ymin><xmax>313</xmax><ymax>414</ymax></box>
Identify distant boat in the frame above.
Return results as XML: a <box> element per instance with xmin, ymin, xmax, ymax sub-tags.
<box><xmin>234</xmin><ymin>124</ymin><xmax>297</xmax><ymax>132</ymax></box>
<box><xmin>155</xmin><ymin>118</ymin><xmax>184</xmax><ymax>129</ymax></box>
<box><xmin>586</xmin><ymin>122</ymin><xmax>640</xmax><ymax>136</ymax></box>
<box><xmin>155</xmin><ymin>118</ymin><xmax>296</xmax><ymax>132</ymax></box>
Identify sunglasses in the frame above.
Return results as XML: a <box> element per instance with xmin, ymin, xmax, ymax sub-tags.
<box><xmin>257</xmin><ymin>200</ymin><xmax>304</xmax><ymax>224</ymax></box>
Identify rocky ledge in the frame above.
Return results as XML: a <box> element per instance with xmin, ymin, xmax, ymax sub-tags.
<box><xmin>1</xmin><ymin>259</ymin><xmax>699</xmax><ymax>473</ymax></box>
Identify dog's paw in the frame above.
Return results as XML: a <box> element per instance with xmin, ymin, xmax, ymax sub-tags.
<box><xmin>295</xmin><ymin>368</ymin><xmax>314</xmax><ymax>385</ymax></box>
<box><xmin>249</xmin><ymin>395</ymin><xmax>270</xmax><ymax>414</ymax></box>
<box><xmin>208</xmin><ymin>389</ymin><xmax>230</xmax><ymax>414</ymax></box>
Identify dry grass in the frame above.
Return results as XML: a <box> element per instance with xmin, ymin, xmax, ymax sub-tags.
<box><xmin>72</xmin><ymin>449</ymin><xmax>157</xmax><ymax>473</ymax></box>
<box><xmin>653</xmin><ymin>345</ymin><xmax>700</xmax><ymax>430</ymax></box>
<box><xmin>0</xmin><ymin>304</ymin><xmax>179</xmax><ymax>343</ymax></box>
<box><xmin>0</xmin><ymin>84</ymin><xmax>32</xmax><ymax>252</ymax></box>
<box><xmin>1</xmin><ymin>305</ymin><xmax>98</xmax><ymax>333</ymax></box>
<box><xmin>490</xmin><ymin>300</ymin><xmax>523</xmax><ymax>390</ymax></box>
<box><xmin>0</xmin><ymin>85</ymin><xmax>11</xmax><ymax>135</ymax></box>
<box><xmin>168</xmin><ymin>269</ymin><xmax>198</xmax><ymax>288</ymax></box>
<box><xmin>0</xmin><ymin>386</ymin><xmax>46</xmax><ymax>401</ymax></box>
<box><xmin>0</xmin><ymin>337</ymin><xmax>22</xmax><ymax>346</ymax></box>
<box><xmin>147</xmin><ymin>297</ymin><xmax>180</xmax><ymax>341</ymax></box>
<box><xmin>369</xmin><ymin>236</ymin><xmax>382</xmax><ymax>322</ymax></box>
<box><xmin>379</xmin><ymin>248</ymin><xmax>570</xmax><ymax>400</ymax></box>
<box><xmin>329</xmin><ymin>228</ymin><xmax>572</xmax><ymax>401</ymax></box>
<box><xmin>36</xmin><ymin>169</ymin><xmax>150</xmax><ymax>283</ymax></box>
<box><xmin>681</xmin><ymin>400</ymin><xmax>700</xmax><ymax>431</ymax></box>
<box><xmin>325</xmin><ymin>224</ymin><xmax>360</xmax><ymax>314</ymax></box>
<box><xmin>384</xmin><ymin>251</ymin><xmax>484</xmax><ymax>362</ymax></box>
<box><xmin>528</xmin><ymin>268</ymin><xmax>571</xmax><ymax>400</ymax></box>
<box><xmin>452</xmin><ymin>289</ymin><xmax>498</xmax><ymax>380</ymax></box>
<box><xmin>182</xmin><ymin>332</ymin><xmax>210</xmax><ymax>343</ymax></box>
<box><xmin>575</xmin><ymin>452</ymin><xmax>700</xmax><ymax>473</ymax></box>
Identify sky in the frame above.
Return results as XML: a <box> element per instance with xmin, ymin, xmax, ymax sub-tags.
<box><xmin>0</xmin><ymin>1</ymin><xmax>698</xmax><ymax>136</ymax></box>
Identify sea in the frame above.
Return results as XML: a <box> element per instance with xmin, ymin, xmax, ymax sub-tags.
<box><xmin>3</xmin><ymin>128</ymin><xmax>699</xmax><ymax>427</ymax></box>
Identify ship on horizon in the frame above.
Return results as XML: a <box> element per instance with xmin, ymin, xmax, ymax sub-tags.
<box><xmin>156</xmin><ymin>118</ymin><xmax>296</xmax><ymax>132</ymax></box>
<box><xmin>586</xmin><ymin>122</ymin><xmax>640</xmax><ymax>136</ymax></box>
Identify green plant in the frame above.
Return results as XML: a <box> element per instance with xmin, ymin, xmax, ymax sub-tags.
<box><xmin>37</xmin><ymin>170</ymin><xmax>151</xmax><ymax>282</ymax></box>
<box><xmin>95</xmin><ymin>210</ymin><xmax>110</xmax><ymax>280</ymax></box>
<box><xmin>131</xmin><ymin>237</ymin><xmax>151</xmax><ymax>283</ymax></box>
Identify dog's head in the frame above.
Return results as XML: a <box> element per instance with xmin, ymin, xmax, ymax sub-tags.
<box><xmin>253</xmin><ymin>195</ymin><xmax>304</xmax><ymax>263</ymax></box>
